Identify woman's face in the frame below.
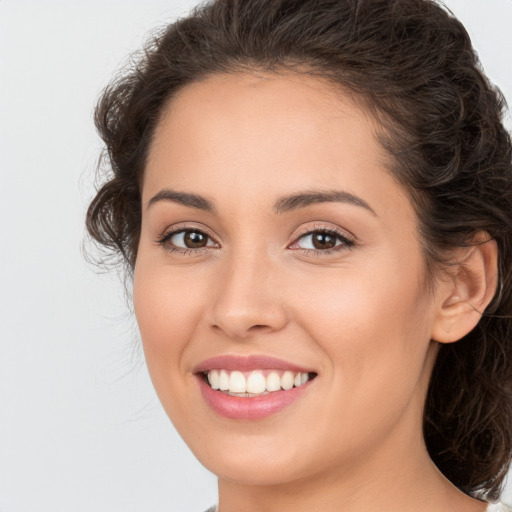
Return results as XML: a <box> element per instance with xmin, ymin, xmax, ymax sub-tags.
<box><xmin>134</xmin><ymin>72</ymin><xmax>442</xmax><ymax>485</ymax></box>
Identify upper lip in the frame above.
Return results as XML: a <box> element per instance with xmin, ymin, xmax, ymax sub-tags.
<box><xmin>193</xmin><ymin>354</ymin><xmax>315</xmax><ymax>374</ymax></box>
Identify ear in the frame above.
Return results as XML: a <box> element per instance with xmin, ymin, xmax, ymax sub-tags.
<box><xmin>431</xmin><ymin>235</ymin><xmax>499</xmax><ymax>344</ymax></box>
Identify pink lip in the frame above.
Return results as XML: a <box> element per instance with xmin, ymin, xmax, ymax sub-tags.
<box><xmin>197</xmin><ymin>377</ymin><xmax>313</xmax><ymax>420</ymax></box>
<box><xmin>194</xmin><ymin>354</ymin><xmax>313</xmax><ymax>374</ymax></box>
<box><xmin>194</xmin><ymin>354</ymin><xmax>316</xmax><ymax>420</ymax></box>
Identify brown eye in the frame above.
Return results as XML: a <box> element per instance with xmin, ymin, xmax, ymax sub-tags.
<box><xmin>291</xmin><ymin>229</ymin><xmax>354</xmax><ymax>253</ymax></box>
<box><xmin>311</xmin><ymin>232</ymin><xmax>336</xmax><ymax>250</ymax></box>
<box><xmin>183</xmin><ymin>231</ymin><xmax>208</xmax><ymax>248</ymax></box>
<box><xmin>162</xmin><ymin>229</ymin><xmax>217</xmax><ymax>250</ymax></box>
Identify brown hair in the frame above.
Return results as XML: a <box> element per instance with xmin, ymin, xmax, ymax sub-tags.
<box><xmin>86</xmin><ymin>0</ymin><xmax>512</xmax><ymax>500</ymax></box>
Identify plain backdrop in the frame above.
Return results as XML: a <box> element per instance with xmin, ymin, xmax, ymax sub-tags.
<box><xmin>0</xmin><ymin>1</ymin><xmax>511</xmax><ymax>511</ymax></box>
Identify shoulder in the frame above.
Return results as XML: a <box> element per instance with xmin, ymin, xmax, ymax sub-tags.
<box><xmin>203</xmin><ymin>503</ymin><xmax>512</xmax><ymax>512</ymax></box>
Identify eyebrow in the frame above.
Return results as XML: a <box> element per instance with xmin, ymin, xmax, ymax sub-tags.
<box><xmin>273</xmin><ymin>190</ymin><xmax>377</xmax><ymax>216</ymax></box>
<box><xmin>147</xmin><ymin>188</ymin><xmax>376</xmax><ymax>216</ymax></box>
<box><xmin>147</xmin><ymin>189</ymin><xmax>216</xmax><ymax>213</ymax></box>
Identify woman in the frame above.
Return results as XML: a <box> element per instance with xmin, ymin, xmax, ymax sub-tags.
<box><xmin>86</xmin><ymin>0</ymin><xmax>512</xmax><ymax>510</ymax></box>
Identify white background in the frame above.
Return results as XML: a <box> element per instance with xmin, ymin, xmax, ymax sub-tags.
<box><xmin>0</xmin><ymin>1</ymin><xmax>511</xmax><ymax>511</ymax></box>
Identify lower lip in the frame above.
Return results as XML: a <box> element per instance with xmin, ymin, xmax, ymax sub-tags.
<box><xmin>197</xmin><ymin>376</ymin><xmax>312</xmax><ymax>420</ymax></box>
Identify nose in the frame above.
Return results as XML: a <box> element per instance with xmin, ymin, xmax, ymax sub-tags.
<box><xmin>208</xmin><ymin>251</ymin><xmax>289</xmax><ymax>340</ymax></box>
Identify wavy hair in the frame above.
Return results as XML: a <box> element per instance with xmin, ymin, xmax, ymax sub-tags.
<box><xmin>86</xmin><ymin>0</ymin><xmax>512</xmax><ymax>500</ymax></box>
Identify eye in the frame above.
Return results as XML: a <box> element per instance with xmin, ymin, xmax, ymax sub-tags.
<box><xmin>289</xmin><ymin>228</ymin><xmax>355</xmax><ymax>253</ymax></box>
<box><xmin>157</xmin><ymin>228</ymin><xmax>218</xmax><ymax>252</ymax></box>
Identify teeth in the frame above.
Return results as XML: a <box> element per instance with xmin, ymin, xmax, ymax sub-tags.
<box><xmin>247</xmin><ymin>372</ymin><xmax>266</xmax><ymax>394</ymax></box>
<box><xmin>208</xmin><ymin>369</ymin><xmax>220</xmax><ymax>390</ymax></box>
<box><xmin>229</xmin><ymin>371</ymin><xmax>246</xmax><ymax>393</ymax></box>
<box><xmin>266</xmin><ymin>372</ymin><xmax>281</xmax><ymax>392</ymax></box>
<box><xmin>205</xmin><ymin>369</ymin><xmax>312</xmax><ymax>395</ymax></box>
<box><xmin>219</xmin><ymin>370</ymin><xmax>230</xmax><ymax>391</ymax></box>
<box><xmin>281</xmin><ymin>371</ymin><xmax>294</xmax><ymax>390</ymax></box>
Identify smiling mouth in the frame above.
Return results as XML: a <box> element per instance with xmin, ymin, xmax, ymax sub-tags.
<box><xmin>202</xmin><ymin>369</ymin><xmax>317</xmax><ymax>397</ymax></box>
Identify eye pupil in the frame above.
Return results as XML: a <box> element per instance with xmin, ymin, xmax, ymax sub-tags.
<box><xmin>312</xmin><ymin>232</ymin><xmax>336</xmax><ymax>250</ymax></box>
<box><xmin>184</xmin><ymin>231</ymin><xmax>208</xmax><ymax>248</ymax></box>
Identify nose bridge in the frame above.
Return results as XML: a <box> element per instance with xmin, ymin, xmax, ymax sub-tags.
<box><xmin>209</xmin><ymin>243</ymin><xmax>287</xmax><ymax>339</ymax></box>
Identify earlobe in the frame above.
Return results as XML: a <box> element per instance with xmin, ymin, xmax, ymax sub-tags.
<box><xmin>431</xmin><ymin>236</ymin><xmax>498</xmax><ymax>344</ymax></box>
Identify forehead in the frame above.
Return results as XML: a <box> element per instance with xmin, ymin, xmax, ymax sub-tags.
<box><xmin>143</xmin><ymin>71</ymin><xmax>412</xmax><ymax>223</ymax></box>
<box><xmin>175</xmin><ymin>70</ymin><xmax>362</xmax><ymax>121</ymax></box>
<box><xmin>147</xmin><ymin>72</ymin><xmax>358</xmax><ymax>174</ymax></box>
<box><xmin>147</xmin><ymin>71</ymin><xmax>377</xmax><ymax>166</ymax></box>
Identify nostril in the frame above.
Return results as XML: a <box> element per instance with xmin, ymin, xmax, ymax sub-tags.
<box><xmin>211</xmin><ymin>322</ymin><xmax>276</xmax><ymax>340</ymax></box>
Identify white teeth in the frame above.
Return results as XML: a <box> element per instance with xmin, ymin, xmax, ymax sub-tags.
<box><xmin>206</xmin><ymin>369</ymin><xmax>312</xmax><ymax>395</ymax></box>
<box><xmin>229</xmin><ymin>371</ymin><xmax>246</xmax><ymax>393</ymax></box>
<box><xmin>219</xmin><ymin>370</ymin><xmax>230</xmax><ymax>391</ymax></box>
<box><xmin>266</xmin><ymin>372</ymin><xmax>281</xmax><ymax>392</ymax></box>
<box><xmin>247</xmin><ymin>371</ymin><xmax>266</xmax><ymax>394</ymax></box>
<box><xmin>281</xmin><ymin>371</ymin><xmax>294</xmax><ymax>390</ymax></box>
<box><xmin>208</xmin><ymin>369</ymin><xmax>220</xmax><ymax>390</ymax></box>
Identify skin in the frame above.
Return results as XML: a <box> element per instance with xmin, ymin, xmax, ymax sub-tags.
<box><xmin>134</xmin><ymin>71</ymin><xmax>495</xmax><ymax>512</ymax></box>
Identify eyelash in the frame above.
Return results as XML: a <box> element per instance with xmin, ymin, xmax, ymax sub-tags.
<box><xmin>155</xmin><ymin>225</ymin><xmax>355</xmax><ymax>256</ymax></box>
<box><xmin>290</xmin><ymin>226</ymin><xmax>355</xmax><ymax>255</ymax></box>
<box><xmin>156</xmin><ymin>225</ymin><xmax>218</xmax><ymax>256</ymax></box>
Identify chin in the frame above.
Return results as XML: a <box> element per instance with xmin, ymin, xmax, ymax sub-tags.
<box><xmin>201</xmin><ymin>452</ymin><xmax>310</xmax><ymax>486</ymax></box>
<box><xmin>181</xmin><ymin>424</ymin><xmax>324</xmax><ymax>486</ymax></box>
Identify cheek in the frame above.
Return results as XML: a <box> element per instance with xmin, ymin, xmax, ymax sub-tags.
<box><xmin>133</xmin><ymin>260</ymin><xmax>208</xmax><ymax>378</ymax></box>
<box><xmin>287</xmin><ymin>255</ymin><xmax>433</xmax><ymax>403</ymax></box>
<box><xmin>292</xmin><ymin>259</ymin><xmax>428</xmax><ymax>338</ymax></box>
<box><xmin>283</xmin><ymin>266</ymin><xmax>434</xmax><ymax>463</ymax></box>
